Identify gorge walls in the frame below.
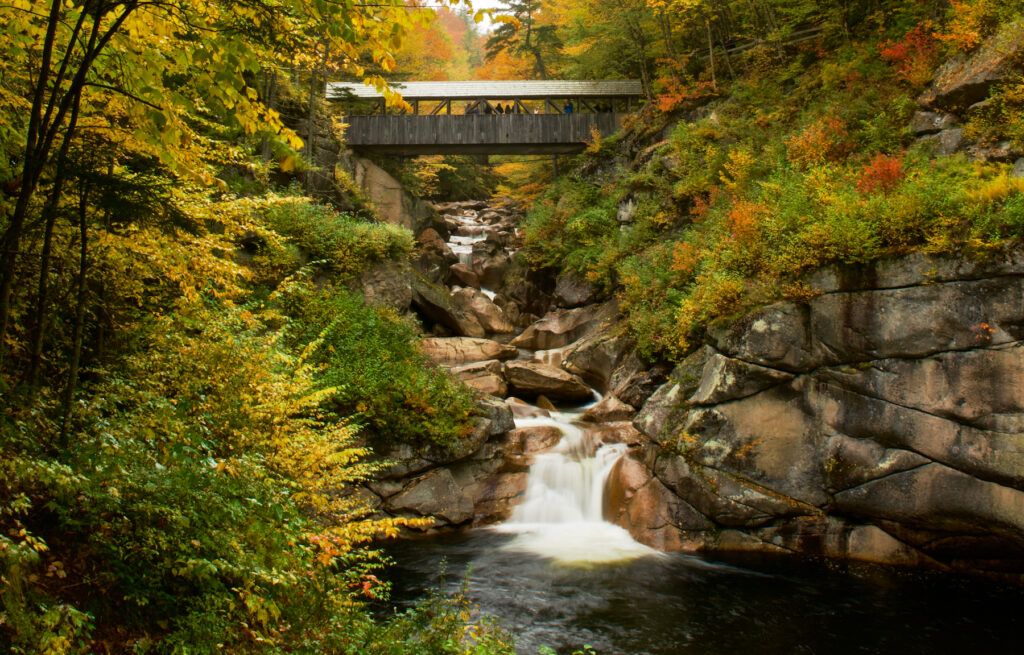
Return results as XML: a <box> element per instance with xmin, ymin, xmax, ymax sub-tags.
<box><xmin>610</xmin><ymin>251</ymin><xmax>1024</xmax><ymax>575</ymax></box>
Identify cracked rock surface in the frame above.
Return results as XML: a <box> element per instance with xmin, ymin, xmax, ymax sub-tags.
<box><xmin>613</xmin><ymin>252</ymin><xmax>1024</xmax><ymax>574</ymax></box>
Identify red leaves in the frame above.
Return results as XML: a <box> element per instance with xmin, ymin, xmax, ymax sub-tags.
<box><xmin>857</xmin><ymin>153</ymin><xmax>905</xmax><ymax>195</ymax></box>
<box><xmin>879</xmin><ymin>24</ymin><xmax>940</xmax><ymax>86</ymax></box>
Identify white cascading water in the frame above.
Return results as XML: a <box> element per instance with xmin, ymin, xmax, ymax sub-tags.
<box><xmin>494</xmin><ymin>411</ymin><xmax>658</xmax><ymax>565</ymax></box>
<box><xmin>444</xmin><ymin>203</ymin><xmax>655</xmax><ymax>564</ymax></box>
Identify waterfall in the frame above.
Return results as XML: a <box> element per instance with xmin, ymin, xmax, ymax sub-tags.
<box><xmin>440</xmin><ymin>200</ymin><xmax>655</xmax><ymax>564</ymax></box>
<box><xmin>494</xmin><ymin>412</ymin><xmax>657</xmax><ymax>564</ymax></box>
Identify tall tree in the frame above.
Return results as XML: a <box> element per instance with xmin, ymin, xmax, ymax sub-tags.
<box><xmin>0</xmin><ymin>0</ymin><xmax>472</xmax><ymax>373</ymax></box>
<box><xmin>485</xmin><ymin>0</ymin><xmax>563</xmax><ymax>79</ymax></box>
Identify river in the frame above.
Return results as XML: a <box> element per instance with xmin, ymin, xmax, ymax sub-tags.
<box><xmin>383</xmin><ymin>200</ymin><xmax>1024</xmax><ymax>655</ymax></box>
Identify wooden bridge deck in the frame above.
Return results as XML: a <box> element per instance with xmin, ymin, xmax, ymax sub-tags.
<box><xmin>343</xmin><ymin>113</ymin><xmax>623</xmax><ymax>155</ymax></box>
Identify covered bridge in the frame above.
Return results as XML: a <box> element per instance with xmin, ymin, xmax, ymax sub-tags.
<box><xmin>326</xmin><ymin>80</ymin><xmax>644</xmax><ymax>155</ymax></box>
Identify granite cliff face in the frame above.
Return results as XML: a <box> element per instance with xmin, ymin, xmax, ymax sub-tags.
<box><xmin>609</xmin><ymin>251</ymin><xmax>1024</xmax><ymax>575</ymax></box>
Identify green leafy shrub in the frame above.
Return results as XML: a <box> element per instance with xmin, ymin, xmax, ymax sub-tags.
<box><xmin>263</xmin><ymin>199</ymin><xmax>413</xmax><ymax>277</ymax></box>
<box><xmin>280</xmin><ymin>283</ymin><xmax>477</xmax><ymax>450</ymax></box>
<box><xmin>0</xmin><ymin>303</ymin><xmax>509</xmax><ymax>654</ymax></box>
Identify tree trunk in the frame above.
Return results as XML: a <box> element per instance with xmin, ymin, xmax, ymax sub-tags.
<box><xmin>59</xmin><ymin>180</ymin><xmax>90</xmax><ymax>448</ymax></box>
<box><xmin>306</xmin><ymin>63</ymin><xmax>317</xmax><ymax>193</ymax></box>
<box><xmin>706</xmin><ymin>17</ymin><xmax>717</xmax><ymax>90</ymax></box>
<box><xmin>27</xmin><ymin>90</ymin><xmax>83</xmax><ymax>387</ymax></box>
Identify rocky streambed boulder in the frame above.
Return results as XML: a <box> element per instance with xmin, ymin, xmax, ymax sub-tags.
<box><xmin>503</xmin><ymin>361</ymin><xmax>594</xmax><ymax>403</ymax></box>
<box><xmin>611</xmin><ymin>251</ymin><xmax>1024</xmax><ymax>575</ymax></box>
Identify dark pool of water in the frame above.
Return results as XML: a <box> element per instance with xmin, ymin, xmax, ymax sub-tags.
<box><xmin>380</xmin><ymin>529</ymin><xmax>1024</xmax><ymax>655</ymax></box>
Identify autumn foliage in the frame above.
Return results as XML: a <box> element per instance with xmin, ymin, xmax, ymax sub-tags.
<box><xmin>786</xmin><ymin>115</ymin><xmax>853</xmax><ymax>168</ymax></box>
<box><xmin>857</xmin><ymin>154</ymin><xmax>905</xmax><ymax>195</ymax></box>
<box><xmin>878</xmin><ymin>24</ymin><xmax>941</xmax><ymax>86</ymax></box>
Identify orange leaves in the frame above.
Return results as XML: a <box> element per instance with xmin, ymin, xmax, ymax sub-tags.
<box><xmin>655</xmin><ymin>77</ymin><xmax>716</xmax><ymax>113</ymax></box>
<box><xmin>857</xmin><ymin>153</ymin><xmax>905</xmax><ymax>195</ymax></box>
<box><xmin>786</xmin><ymin>115</ymin><xmax>853</xmax><ymax>168</ymax></box>
<box><xmin>936</xmin><ymin>0</ymin><xmax>997</xmax><ymax>52</ymax></box>
<box><xmin>878</xmin><ymin>24</ymin><xmax>941</xmax><ymax>86</ymax></box>
<box><xmin>725</xmin><ymin>200</ymin><xmax>764</xmax><ymax>244</ymax></box>
<box><xmin>670</xmin><ymin>241</ymin><xmax>699</xmax><ymax>277</ymax></box>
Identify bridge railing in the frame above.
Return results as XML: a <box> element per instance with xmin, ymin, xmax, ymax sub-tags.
<box><xmin>343</xmin><ymin>113</ymin><xmax>622</xmax><ymax>155</ymax></box>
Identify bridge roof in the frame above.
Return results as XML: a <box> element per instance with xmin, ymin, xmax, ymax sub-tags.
<box><xmin>327</xmin><ymin>79</ymin><xmax>643</xmax><ymax>101</ymax></box>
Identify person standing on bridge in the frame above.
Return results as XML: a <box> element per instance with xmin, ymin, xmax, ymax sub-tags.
<box><xmin>564</xmin><ymin>101</ymin><xmax>574</xmax><ymax>114</ymax></box>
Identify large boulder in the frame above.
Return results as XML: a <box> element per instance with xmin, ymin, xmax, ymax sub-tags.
<box><xmin>413</xmin><ymin>228</ymin><xmax>458</xmax><ymax>283</ymax></box>
<box><xmin>581</xmin><ymin>394</ymin><xmax>636</xmax><ymax>422</ymax></box>
<box><xmin>510</xmin><ymin>301</ymin><xmax>618</xmax><ymax>351</ymax></box>
<box><xmin>918</xmin><ymin>21</ymin><xmax>1024</xmax><ymax>111</ymax></box>
<box><xmin>475</xmin><ymin>394</ymin><xmax>515</xmax><ymax>436</ymax></box>
<box><xmin>618</xmin><ymin>251</ymin><xmax>1024</xmax><ymax>573</ymax></box>
<box><xmin>388</xmin><ymin>468</ymin><xmax>475</xmax><ymax>525</ymax></box>
<box><xmin>451</xmin><ymin>360</ymin><xmax>508</xmax><ymax>397</ymax></box>
<box><xmin>562</xmin><ymin>330</ymin><xmax>625</xmax><ymax>391</ymax></box>
<box><xmin>451</xmin><ymin>287</ymin><xmax>515</xmax><ymax>334</ymax></box>
<box><xmin>447</xmin><ymin>262</ymin><xmax>481</xmax><ymax>288</ymax></box>
<box><xmin>503</xmin><ymin>361</ymin><xmax>594</xmax><ymax>403</ymax></box>
<box><xmin>348</xmin><ymin>260</ymin><xmax>412</xmax><ymax>310</ymax></box>
<box><xmin>420</xmin><ymin>337</ymin><xmax>517</xmax><ymax>366</ymax></box>
<box><xmin>472</xmin><ymin>251</ymin><xmax>511</xmax><ymax>289</ymax></box>
<box><xmin>553</xmin><ymin>271</ymin><xmax>601</xmax><ymax>308</ymax></box>
<box><xmin>507</xmin><ymin>425</ymin><xmax>564</xmax><ymax>455</ymax></box>
<box><xmin>411</xmin><ymin>274</ymin><xmax>485</xmax><ymax>337</ymax></box>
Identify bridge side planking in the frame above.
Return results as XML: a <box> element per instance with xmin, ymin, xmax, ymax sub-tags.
<box><xmin>344</xmin><ymin>113</ymin><xmax>622</xmax><ymax>156</ymax></box>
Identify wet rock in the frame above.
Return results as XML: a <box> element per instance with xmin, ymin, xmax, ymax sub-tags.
<box><xmin>420</xmin><ymin>337</ymin><xmax>517</xmax><ymax>366</ymax></box>
<box><xmin>411</xmin><ymin>274</ymin><xmax>484</xmax><ymax>337</ymax></box>
<box><xmin>554</xmin><ymin>271</ymin><xmax>601</xmax><ymax>308</ymax></box>
<box><xmin>535</xmin><ymin>395</ymin><xmax>557</xmax><ymax>412</ymax></box>
<box><xmin>918</xmin><ymin>21</ymin><xmax>1024</xmax><ymax>111</ymax></box>
<box><xmin>510</xmin><ymin>302</ymin><xmax>618</xmax><ymax>350</ymax></box>
<box><xmin>581</xmin><ymin>394</ymin><xmax>636</xmax><ymax>422</ymax></box>
<box><xmin>563</xmin><ymin>331</ymin><xmax>624</xmax><ymax>392</ymax></box>
<box><xmin>447</xmin><ymin>262</ymin><xmax>481</xmax><ymax>288</ymax></box>
<box><xmin>503</xmin><ymin>361</ymin><xmax>594</xmax><ymax>402</ymax></box>
<box><xmin>583</xmin><ymin>421</ymin><xmax>644</xmax><ymax>447</ymax></box>
<box><xmin>464</xmin><ymin>471</ymin><xmax>529</xmax><ymax>524</ymax></box>
<box><xmin>507</xmin><ymin>425</ymin><xmax>563</xmax><ymax>454</ymax></box>
<box><xmin>473</xmin><ymin>251</ymin><xmax>511</xmax><ymax>289</ymax></box>
<box><xmin>507</xmin><ymin>397</ymin><xmax>551</xmax><ymax>419</ymax></box>
<box><xmin>910</xmin><ymin>110</ymin><xmax>959</xmax><ymax>135</ymax></box>
<box><xmin>687</xmin><ymin>353</ymin><xmax>795</xmax><ymax>406</ymax></box>
<box><xmin>475</xmin><ymin>394</ymin><xmax>515</xmax><ymax>436</ymax></box>
<box><xmin>450</xmin><ymin>287</ymin><xmax>515</xmax><ymax>334</ymax></box>
<box><xmin>532</xmin><ymin>345</ymin><xmax>572</xmax><ymax>369</ymax></box>
<box><xmin>388</xmin><ymin>468</ymin><xmax>475</xmax><ymax>524</ymax></box>
<box><xmin>413</xmin><ymin>228</ymin><xmax>458</xmax><ymax>283</ymax></box>
<box><xmin>633</xmin><ymin>347</ymin><xmax>711</xmax><ymax>443</ymax></box>
<box><xmin>1014</xmin><ymin>158</ymin><xmax>1024</xmax><ymax>178</ymax></box>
